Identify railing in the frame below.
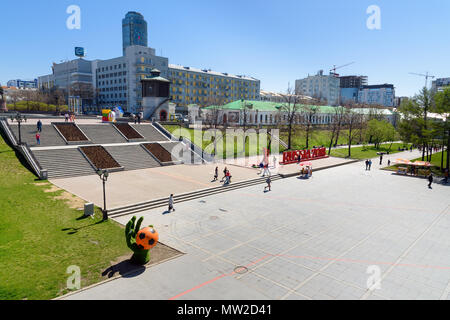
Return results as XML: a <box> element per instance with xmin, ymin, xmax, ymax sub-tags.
<box><xmin>0</xmin><ymin>117</ymin><xmax>18</xmax><ymax>146</ymax></box>
<box><xmin>153</xmin><ymin>122</ymin><xmax>214</xmax><ymax>163</ymax></box>
<box><xmin>0</xmin><ymin>118</ymin><xmax>46</xmax><ymax>179</ymax></box>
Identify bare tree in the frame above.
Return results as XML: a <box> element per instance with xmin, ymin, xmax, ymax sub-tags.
<box><xmin>327</xmin><ymin>106</ymin><xmax>345</xmax><ymax>155</ymax></box>
<box><xmin>279</xmin><ymin>85</ymin><xmax>302</xmax><ymax>150</ymax></box>
<box><xmin>344</xmin><ymin>106</ymin><xmax>363</xmax><ymax>158</ymax></box>
<box><xmin>302</xmin><ymin>105</ymin><xmax>318</xmax><ymax>149</ymax></box>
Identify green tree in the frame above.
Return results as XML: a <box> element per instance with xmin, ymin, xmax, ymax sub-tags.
<box><xmin>398</xmin><ymin>88</ymin><xmax>435</xmax><ymax>161</ymax></box>
<box><xmin>433</xmin><ymin>86</ymin><xmax>450</xmax><ymax>170</ymax></box>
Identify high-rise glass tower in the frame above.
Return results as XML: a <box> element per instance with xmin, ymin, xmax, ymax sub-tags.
<box><xmin>122</xmin><ymin>11</ymin><xmax>148</xmax><ymax>55</ymax></box>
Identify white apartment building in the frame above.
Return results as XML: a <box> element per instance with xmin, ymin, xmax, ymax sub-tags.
<box><xmin>295</xmin><ymin>70</ymin><xmax>340</xmax><ymax>106</ymax></box>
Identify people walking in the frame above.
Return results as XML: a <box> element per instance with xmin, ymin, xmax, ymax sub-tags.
<box><xmin>262</xmin><ymin>163</ymin><xmax>270</xmax><ymax>177</ymax></box>
<box><xmin>213</xmin><ymin>166</ymin><xmax>219</xmax><ymax>181</ymax></box>
<box><xmin>37</xmin><ymin>120</ymin><xmax>42</xmax><ymax>133</ymax></box>
<box><xmin>428</xmin><ymin>174</ymin><xmax>433</xmax><ymax>189</ymax></box>
<box><xmin>264</xmin><ymin>175</ymin><xmax>272</xmax><ymax>192</ymax></box>
<box><xmin>64</xmin><ymin>113</ymin><xmax>69</xmax><ymax>122</ymax></box>
<box><xmin>224</xmin><ymin>170</ymin><xmax>232</xmax><ymax>185</ymax></box>
<box><xmin>35</xmin><ymin>133</ymin><xmax>41</xmax><ymax>145</ymax></box>
<box><xmin>221</xmin><ymin>167</ymin><xmax>228</xmax><ymax>182</ymax></box>
<box><xmin>168</xmin><ymin>194</ymin><xmax>175</xmax><ymax>212</ymax></box>
<box><xmin>379</xmin><ymin>154</ymin><xmax>383</xmax><ymax>165</ymax></box>
<box><xmin>368</xmin><ymin>160</ymin><xmax>372</xmax><ymax>171</ymax></box>
<box><xmin>365</xmin><ymin>159</ymin><xmax>369</xmax><ymax>170</ymax></box>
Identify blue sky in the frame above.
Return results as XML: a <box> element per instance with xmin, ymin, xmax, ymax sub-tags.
<box><xmin>1</xmin><ymin>0</ymin><xmax>449</xmax><ymax>97</ymax></box>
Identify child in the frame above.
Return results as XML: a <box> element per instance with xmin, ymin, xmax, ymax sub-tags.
<box><xmin>264</xmin><ymin>176</ymin><xmax>272</xmax><ymax>192</ymax></box>
<box><xmin>35</xmin><ymin>133</ymin><xmax>41</xmax><ymax>145</ymax></box>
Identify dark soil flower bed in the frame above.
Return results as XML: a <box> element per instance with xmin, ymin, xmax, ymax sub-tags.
<box><xmin>113</xmin><ymin>123</ymin><xmax>144</xmax><ymax>140</ymax></box>
<box><xmin>80</xmin><ymin>146</ymin><xmax>121</xmax><ymax>169</ymax></box>
<box><xmin>143</xmin><ymin>143</ymin><xmax>173</xmax><ymax>163</ymax></box>
<box><xmin>54</xmin><ymin>123</ymin><xmax>89</xmax><ymax>142</ymax></box>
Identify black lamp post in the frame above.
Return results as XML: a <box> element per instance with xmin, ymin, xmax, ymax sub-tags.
<box><xmin>96</xmin><ymin>169</ymin><xmax>109</xmax><ymax>221</ymax></box>
<box><xmin>10</xmin><ymin>112</ymin><xmax>26</xmax><ymax>145</ymax></box>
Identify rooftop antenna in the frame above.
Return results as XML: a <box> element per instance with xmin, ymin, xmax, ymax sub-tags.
<box><xmin>409</xmin><ymin>72</ymin><xmax>435</xmax><ymax>88</ymax></box>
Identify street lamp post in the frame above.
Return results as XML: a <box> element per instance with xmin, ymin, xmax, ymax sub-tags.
<box><xmin>10</xmin><ymin>112</ymin><xmax>26</xmax><ymax>145</ymax></box>
<box><xmin>96</xmin><ymin>169</ymin><xmax>109</xmax><ymax>221</ymax></box>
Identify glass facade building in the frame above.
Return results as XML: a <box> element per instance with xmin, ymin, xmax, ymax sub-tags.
<box><xmin>122</xmin><ymin>11</ymin><xmax>148</xmax><ymax>55</ymax></box>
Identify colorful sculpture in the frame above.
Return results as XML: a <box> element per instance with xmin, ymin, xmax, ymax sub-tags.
<box><xmin>125</xmin><ymin>216</ymin><xmax>159</xmax><ymax>264</ymax></box>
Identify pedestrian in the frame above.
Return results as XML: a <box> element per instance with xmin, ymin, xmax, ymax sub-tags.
<box><xmin>258</xmin><ymin>161</ymin><xmax>264</xmax><ymax>175</ymax></box>
<box><xmin>388</xmin><ymin>159</ymin><xmax>391</xmax><ymax>167</ymax></box>
<box><xmin>221</xmin><ymin>167</ymin><xmax>228</xmax><ymax>182</ymax></box>
<box><xmin>263</xmin><ymin>163</ymin><xmax>271</xmax><ymax>177</ymax></box>
<box><xmin>365</xmin><ymin>159</ymin><xmax>369</xmax><ymax>170</ymax></box>
<box><xmin>64</xmin><ymin>113</ymin><xmax>69</xmax><ymax>122</ymax></box>
<box><xmin>428</xmin><ymin>174</ymin><xmax>433</xmax><ymax>189</ymax></box>
<box><xmin>225</xmin><ymin>170</ymin><xmax>232</xmax><ymax>185</ymax></box>
<box><xmin>213</xmin><ymin>166</ymin><xmax>218</xmax><ymax>181</ymax></box>
<box><xmin>134</xmin><ymin>114</ymin><xmax>137</xmax><ymax>124</ymax></box>
<box><xmin>168</xmin><ymin>194</ymin><xmax>175</xmax><ymax>212</ymax></box>
<box><xmin>444</xmin><ymin>169</ymin><xmax>449</xmax><ymax>184</ymax></box>
<box><xmin>37</xmin><ymin>120</ymin><xmax>42</xmax><ymax>133</ymax></box>
<box><xmin>410</xmin><ymin>146</ymin><xmax>413</xmax><ymax>152</ymax></box>
<box><xmin>35</xmin><ymin>132</ymin><xmax>41</xmax><ymax>145</ymax></box>
<box><xmin>137</xmin><ymin>113</ymin><xmax>141</xmax><ymax>124</ymax></box>
<box><xmin>368</xmin><ymin>160</ymin><xmax>372</xmax><ymax>171</ymax></box>
<box><xmin>264</xmin><ymin>175</ymin><xmax>272</xmax><ymax>192</ymax></box>
<box><xmin>379</xmin><ymin>154</ymin><xmax>383</xmax><ymax>165</ymax></box>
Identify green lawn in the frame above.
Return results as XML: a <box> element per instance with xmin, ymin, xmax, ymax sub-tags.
<box><xmin>163</xmin><ymin>125</ymin><xmax>272</xmax><ymax>157</ymax></box>
<box><xmin>0</xmin><ymin>135</ymin><xmax>129</xmax><ymax>300</ymax></box>
<box><xmin>330</xmin><ymin>143</ymin><xmax>411</xmax><ymax>160</ymax></box>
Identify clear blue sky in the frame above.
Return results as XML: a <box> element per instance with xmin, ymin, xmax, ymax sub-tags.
<box><xmin>1</xmin><ymin>0</ymin><xmax>449</xmax><ymax>97</ymax></box>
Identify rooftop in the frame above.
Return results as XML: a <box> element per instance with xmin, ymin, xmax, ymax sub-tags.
<box><xmin>168</xmin><ymin>64</ymin><xmax>259</xmax><ymax>82</ymax></box>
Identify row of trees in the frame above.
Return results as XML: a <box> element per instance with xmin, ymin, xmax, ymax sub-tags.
<box><xmin>278</xmin><ymin>86</ymin><xmax>397</xmax><ymax>158</ymax></box>
<box><xmin>398</xmin><ymin>86</ymin><xmax>449</xmax><ymax>171</ymax></box>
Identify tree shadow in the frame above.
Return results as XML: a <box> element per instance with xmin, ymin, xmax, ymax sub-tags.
<box><xmin>102</xmin><ymin>259</ymin><xmax>146</xmax><ymax>279</ymax></box>
<box><xmin>61</xmin><ymin>220</ymin><xmax>105</xmax><ymax>235</ymax></box>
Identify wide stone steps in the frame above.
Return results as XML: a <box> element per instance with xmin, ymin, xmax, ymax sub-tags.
<box><xmin>104</xmin><ymin>145</ymin><xmax>161</xmax><ymax>171</ymax></box>
<box><xmin>108</xmin><ymin>174</ymin><xmax>283</xmax><ymax>218</ymax></box>
<box><xmin>131</xmin><ymin>124</ymin><xmax>169</xmax><ymax>142</ymax></box>
<box><xmin>77</xmin><ymin>124</ymin><xmax>127</xmax><ymax>144</ymax></box>
<box><xmin>10</xmin><ymin>125</ymin><xmax>66</xmax><ymax>147</ymax></box>
<box><xmin>33</xmin><ymin>148</ymin><xmax>96</xmax><ymax>179</ymax></box>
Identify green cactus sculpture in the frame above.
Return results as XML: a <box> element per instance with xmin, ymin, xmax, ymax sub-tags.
<box><xmin>125</xmin><ymin>216</ymin><xmax>158</xmax><ymax>265</ymax></box>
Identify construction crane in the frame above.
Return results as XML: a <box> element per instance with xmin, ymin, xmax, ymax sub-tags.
<box><xmin>330</xmin><ymin>62</ymin><xmax>355</xmax><ymax>76</ymax></box>
<box><xmin>409</xmin><ymin>72</ymin><xmax>435</xmax><ymax>88</ymax></box>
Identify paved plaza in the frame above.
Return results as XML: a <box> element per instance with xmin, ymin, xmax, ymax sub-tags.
<box><xmin>61</xmin><ymin>150</ymin><xmax>450</xmax><ymax>300</ymax></box>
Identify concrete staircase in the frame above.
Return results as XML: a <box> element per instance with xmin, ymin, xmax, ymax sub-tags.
<box><xmin>10</xmin><ymin>124</ymin><xmax>66</xmax><ymax>147</ymax></box>
<box><xmin>104</xmin><ymin>145</ymin><xmax>161</xmax><ymax>171</ymax></box>
<box><xmin>108</xmin><ymin>174</ymin><xmax>283</xmax><ymax>217</ymax></box>
<box><xmin>78</xmin><ymin>124</ymin><xmax>127</xmax><ymax>144</ymax></box>
<box><xmin>131</xmin><ymin>124</ymin><xmax>169</xmax><ymax>142</ymax></box>
<box><xmin>32</xmin><ymin>148</ymin><xmax>96</xmax><ymax>179</ymax></box>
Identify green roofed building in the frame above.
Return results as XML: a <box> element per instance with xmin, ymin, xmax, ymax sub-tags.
<box><xmin>200</xmin><ymin>100</ymin><xmax>398</xmax><ymax>127</ymax></box>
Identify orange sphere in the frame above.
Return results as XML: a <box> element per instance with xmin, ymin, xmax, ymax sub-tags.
<box><xmin>136</xmin><ymin>227</ymin><xmax>159</xmax><ymax>250</ymax></box>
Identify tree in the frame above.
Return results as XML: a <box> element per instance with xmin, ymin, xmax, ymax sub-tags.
<box><xmin>433</xmin><ymin>86</ymin><xmax>450</xmax><ymax>170</ymax></box>
<box><xmin>327</xmin><ymin>106</ymin><xmax>345</xmax><ymax>155</ymax></box>
<box><xmin>344</xmin><ymin>107</ymin><xmax>363</xmax><ymax>158</ymax></box>
<box><xmin>279</xmin><ymin>86</ymin><xmax>302</xmax><ymax>150</ymax></box>
<box><xmin>398</xmin><ymin>88</ymin><xmax>435</xmax><ymax>161</ymax></box>
<box><xmin>302</xmin><ymin>105</ymin><xmax>318</xmax><ymax>149</ymax></box>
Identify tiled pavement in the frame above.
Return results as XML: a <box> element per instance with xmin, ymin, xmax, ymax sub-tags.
<box><xmin>62</xmin><ymin>150</ymin><xmax>450</xmax><ymax>300</ymax></box>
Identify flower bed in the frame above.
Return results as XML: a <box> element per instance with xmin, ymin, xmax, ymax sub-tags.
<box><xmin>54</xmin><ymin>123</ymin><xmax>89</xmax><ymax>142</ymax></box>
<box><xmin>80</xmin><ymin>146</ymin><xmax>121</xmax><ymax>169</ymax></box>
<box><xmin>143</xmin><ymin>143</ymin><xmax>173</xmax><ymax>163</ymax></box>
<box><xmin>113</xmin><ymin>123</ymin><xmax>143</xmax><ymax>140</ymax></box>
